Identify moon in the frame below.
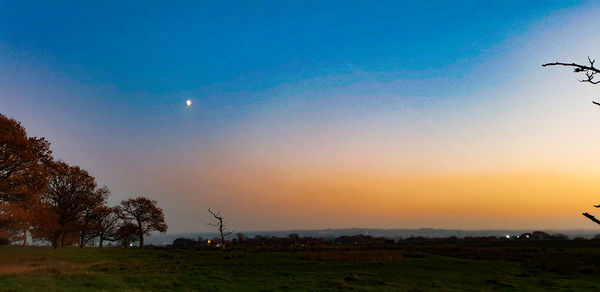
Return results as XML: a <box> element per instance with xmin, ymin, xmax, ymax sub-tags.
<box><xmin>186</xmin><ymin>99</ymin><xmax>192</xmax><ymax>107</ymax></box>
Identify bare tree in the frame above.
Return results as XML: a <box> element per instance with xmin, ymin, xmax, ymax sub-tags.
<box><xmin>544</xmin><ymin>58</ymin><xmax>600</xmax><ymax>226</ymax></box>
<box><xmin>207</xmin><ymin>208</ymin><xmax>233</xmax><ymax>250</ymax></box>
<box><xmin>543</xmin><ymin>57</ymin><xmax>600</xmax><ymax>105</ymax></box>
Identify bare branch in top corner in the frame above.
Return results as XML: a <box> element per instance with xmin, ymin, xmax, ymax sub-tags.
<box><xmin>543</xmin><ymin>57</ymin><xmax>600</xmax><ymax>85</ymax></box>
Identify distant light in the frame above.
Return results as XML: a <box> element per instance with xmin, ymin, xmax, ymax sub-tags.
<box><xmin>186</xmin><ymin>99</ymin><xmax>192</xmax><ymax>107</ymax></box>
<box><xmin>505</xmin><ymin>235</ymin><xmax>510</xmax><ymax>239</ymax></box>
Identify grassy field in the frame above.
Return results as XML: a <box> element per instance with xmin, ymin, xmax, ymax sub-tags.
<box><xmin>1</xmin><ymin>241</ymin><xmax>600</xmax><ymax>291</ymax></box>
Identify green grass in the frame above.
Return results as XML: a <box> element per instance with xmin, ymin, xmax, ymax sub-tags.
<box><xmin>1</xmin><ymin>241</ymin><xmax>599</xmax><ymax>291</ymax></box>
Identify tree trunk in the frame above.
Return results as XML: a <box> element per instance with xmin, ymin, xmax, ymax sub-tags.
<box><xmin>52</xmin><ymin>232</ymin><xmax>59</xmax><ymax>249</ymax></box>
<box><xmin>22</xmin><ymin>228</ymin><xmax>28</xmax><ymax>246</ymax></box>
<box><xmin>220</xmin><ymin>225</ymin><xmax>225</xmax><ymax>251</ymax></box>
<box><xmin>99</xmin><ymin>234</ymin><xmax>104</xmax><ymax>248</ymax></box>
<box><xmin>59</xmin><ymin>231</ymin><xmax>65</xmax><ymax>248</ymax></box>
<box><xmin>138</xmin><ymin>223</ymin><xmax>144</xmax><ymax>249</ymax></box>
<box><xmin>79</xmin><ymin>231</ymin><xmax>85</xmax><ymax>248</ymax></box>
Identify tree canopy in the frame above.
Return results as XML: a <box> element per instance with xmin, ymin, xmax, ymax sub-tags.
<box><xmin>0</xmin><ymin>113</ymin><xmax>168</xmax><ymax>247</ymax></box>
<box><xmin>118</xmin><ymin>196</ymin><xmax>167</xmax><ymax>249</ymax></box>
<box><xmin>0</xmin><ymin>114</ymin><xmax>52</xmax><ymax>243</ymax></box>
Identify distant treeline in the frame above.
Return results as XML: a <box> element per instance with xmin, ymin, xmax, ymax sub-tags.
<box><xmin>171</xmin><ymin>231</ymin><xmax>600</xmax><ymax>248</ymax></box>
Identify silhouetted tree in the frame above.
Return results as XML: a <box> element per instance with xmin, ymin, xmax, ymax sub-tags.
<box><xmin>236</xmin><ymin>232</ymin><xmax>247</xmax><ymax>245</ymax></box>
<box><xmin>207</xmin><ymin>208</ymin><xmax>233</xmax><ymax>250</ymax></box>
<box><xmin>89</xmin><ymin>205</ymin><xmax>120</xmax><ymax>247</ymax></box>
<box><xmin>0</xmin><ymin>114</ymin><xmax>52</xmax><ymax>244</ymax></box>
<box><xmin>78</xmin><ymin>187</ymin><xmax>110</xmax><ymax>247</ymax></box>
<box><xmin>35</xmin><ymin>161</ymin><xmax>108</xmax><ymax>248</ymax></box>
<box><xmin>115</xmin><ymin>221</ymin><xmax>139</xmax><ymax>248</ymax></box>
<box><xmin>117</xmin><ymin>196</ymin><xmax>167</xmax><ymax>249</ymax></box>
<box><xmin>172</xmin><ymin>237</ymin><xmax>199</xmax><ymax>247</ymax></box>
<box><xmin>288</xmin><ymin>233</ymin><xmax>300</xmax><ymax>245</ymax></box>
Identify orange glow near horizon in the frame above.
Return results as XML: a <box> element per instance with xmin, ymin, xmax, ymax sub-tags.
<box><xmin>142</xmin><ymin>78</ymin><xmax>600</xmax><ymax>232</ymax></box>
<box><xmin>156</xmin><ymin>141</ymin><xmax>600</xmax><ymax>231</ymax></box>
<box><xmin>5</xmin><ymin>5</ymin><xmax>600</xmax><ymax>233</ymax></box>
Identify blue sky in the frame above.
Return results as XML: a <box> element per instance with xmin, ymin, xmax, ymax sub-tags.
<box><xmin>3</xmin><ymin>1</ymin><xmax>600</xmax><ymax>232</ymax></box>
<box><xmin>1</xmin><ymin>1</ymin><xmax>581</xmax><ymax>97</ymax></box>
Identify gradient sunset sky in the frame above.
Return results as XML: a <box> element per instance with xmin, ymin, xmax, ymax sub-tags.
<box><xmin>3</xmin><ymin>1</ymin><xmax>600</xmax><ymax>232</ymax></box>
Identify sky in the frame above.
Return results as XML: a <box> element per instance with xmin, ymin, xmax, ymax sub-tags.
<box><xmin>2</xmin><ymin>1</ymin><xmax>600</xmax><ymax>233</ymax></box>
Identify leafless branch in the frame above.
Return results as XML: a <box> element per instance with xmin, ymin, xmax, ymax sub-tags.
<box><xmin>543</xmin><ymin>57</ymin><xmax>600</xmax><ymax>85</ymax></box>
<box><xmin>583</xmin><ymin>212</ymin><xmax>600</xmax><ymax>225</ymax></box>
<box><xmin>208</xmin><ymin>208</ymin><xmax>222</xmax><ymax>219</ymax></box>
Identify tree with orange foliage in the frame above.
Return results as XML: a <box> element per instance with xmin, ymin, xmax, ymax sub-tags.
<box><xmin>0</xmin><ymin>114</ymin><xmax>52</xmax><ymax>244</ymax></box>
<box><xmin>0</xmin><ymin>199</ymin><xmax>40</xmax><ymax>244</ymax></box>
<box><xmin>117</xmin><ymin>196</ymin><xmax>167</xmax><ymax>249</ymax></box>
<box><xmin>36</xmin><ymin>161</ymin><xmax>108</xmax><ymax>248</ymax></box>
<box><xmin>30</xmin><ymin>202</ymin><xmax>62</xmax><ymax>246</ymax></box>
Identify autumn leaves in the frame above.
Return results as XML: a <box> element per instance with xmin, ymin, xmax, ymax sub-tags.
<box><xmin>0</xmin><ymin>114</ymin><xmax>167</xmax><ymax>248</ymax></box>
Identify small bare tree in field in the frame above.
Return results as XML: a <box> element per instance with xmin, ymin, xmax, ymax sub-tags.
<box><xmin>544</xmin><ymin>58</ymin><xmax>600</xmax><ymax>226</ymax></box>
<box><xmin>207</xmin><ymin>208</ymin><xmax>233</xmax><ymax>250</ymax></box>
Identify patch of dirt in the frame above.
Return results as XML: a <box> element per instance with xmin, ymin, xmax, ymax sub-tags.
<box><xmin>0</xmin><ymin>265</ymin><xmax>41</xmax><ymax>274</ymax></box>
